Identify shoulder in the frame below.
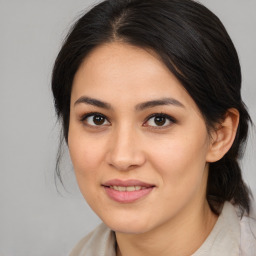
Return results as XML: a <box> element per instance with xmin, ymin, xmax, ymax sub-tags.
<box><xmin>193</xmin><ymin>201</ymin><xmax>256</xmax><ymax>256</ymax></box>
<box><xmin>239</xmin><ymin>204</ymin><xmax>256</xmax><ymax>255</ymax></box>
<box><xmin>69</xmin><ymin>223</ymin><xmax>116</xmax><ymax>256</ymax></box>
<box><xmin>229</xmin><ymin>200</ymin><xmax>256</xmax><ymax>255</ymax></box>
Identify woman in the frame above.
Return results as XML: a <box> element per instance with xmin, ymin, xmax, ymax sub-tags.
<box><xmin>52</xmin><ymin>0</ymin><xmax>256</xmax><ymax>255</ymax></box>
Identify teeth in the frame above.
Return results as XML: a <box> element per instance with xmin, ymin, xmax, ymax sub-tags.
<box><xmin>110</xmin><ymin>186</ymin><xmax>145</xmax><ymax>191</ymax></box>
<box><xmin>126</xmin><ymin>186</ymin><xmax>136</xmax><ymax>192</ymax></box>
<box><xmin>114</xmin><ymin>186</ymin><xmax>126</xmax><ymax>191</ymax></box>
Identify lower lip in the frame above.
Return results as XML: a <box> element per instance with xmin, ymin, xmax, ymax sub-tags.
<box><xmin>103</xmin><ymin>186</ymin><xmax>154</xmax><ymax>203</ymax></box>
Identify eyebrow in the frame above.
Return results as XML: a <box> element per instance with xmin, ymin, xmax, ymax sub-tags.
<box><xmin>74</xmin><ymin>96</ymin><xmax>185</xmax><ymax>110</ymax></box>
<box><xmin>74</xmin><ymin>96</ymin><xmax>112</xmax><ymax>109</ymax></box>
<box><xmin>135</xmin><ymin>98</ymin><xmax>185</xmax><ymax>111</ymax></box>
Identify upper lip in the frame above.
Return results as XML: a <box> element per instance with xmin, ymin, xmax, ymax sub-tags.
<box><xmin>102</xmin><ymin>179</ymin><xmax>155</xmax><ymax>188</ymax></box>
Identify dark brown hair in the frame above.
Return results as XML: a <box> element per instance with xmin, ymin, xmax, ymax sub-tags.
<box><xmin>52</xmin><ymin>0</ymin><xmax>252</xmax><ymax>214</ymax></box>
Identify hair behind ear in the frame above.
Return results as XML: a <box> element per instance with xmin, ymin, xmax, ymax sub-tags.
<box><xmin>207</xmin><ymin>157</ymin><xmax>251</xmax><ymax>215</ymax></box>
<box><xmin>207</xmin><ymin>108</ymin><xmax>252</xmax><ymax>215</ymax></box>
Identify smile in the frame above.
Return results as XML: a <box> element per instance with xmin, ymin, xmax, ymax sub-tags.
<box><xmin>102</xmin><ymin>179</ymin><xmax>155</xmax><ymax>203</ymax></box>
<box><xmin>109</xmin><ymin>185</ymin><xmax>147</xmax><ymax>191</ymax></box>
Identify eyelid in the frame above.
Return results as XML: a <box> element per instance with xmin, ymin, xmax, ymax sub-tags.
<box><xmin>79</xmin><ymin>112</ymin><xmax>176</xmax><ymax>129</ymax></box>
<box><xmin>143</xmin><ymin>113</ymin><xmax>176</xmax><ymax>128</ymax></box>
<box><xmin>80</xmin><ymin>112</ymin><xmax>111</xmax><ymax>127</ymax></box>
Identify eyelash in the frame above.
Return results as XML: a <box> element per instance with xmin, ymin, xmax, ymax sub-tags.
<box><xmin>80</xmin><ymin>112</ymin><xmax>176</xmax><ymax>129</ymax></box>
<box><xmin>80</xmin><ymin>112</ymin><xmax>110</xmax><ymax>127</ymax></box>
<box><xmin>143</xmin><ymin>113</ymin><xmax>176</xmax><ymax>129</ymax></box>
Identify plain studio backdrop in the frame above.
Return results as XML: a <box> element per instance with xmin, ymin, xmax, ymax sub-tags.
<box><xmin>0</xmin><ymin>0</ymin><xmax>255</xmax><ymax>255</ymax></box>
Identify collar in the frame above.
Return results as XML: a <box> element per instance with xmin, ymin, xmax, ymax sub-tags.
<box><xmin>192</xmin><ymin>201</ymin><xmax>241</xmax><ymax>256</ymax></box>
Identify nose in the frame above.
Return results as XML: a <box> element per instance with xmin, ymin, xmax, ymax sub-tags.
<box><xmin>106</xmin><ymin>126</ymin><xmax>146</xmax><ymax>171</ymax></box>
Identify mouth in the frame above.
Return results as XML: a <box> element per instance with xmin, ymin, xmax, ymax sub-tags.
<box><xmin>107</xmin><ymin>185</ymin><xmax>149</xmax><ymax>192</ymax></box>
<box><xmin>102</xmin><ymin>179</ymin><xmax>155</xmax><ymax>203</ymax></box>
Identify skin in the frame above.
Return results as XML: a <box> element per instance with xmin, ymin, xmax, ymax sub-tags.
<box><xmin>68</xmin><ymin>42</ymin><xmax>238</xmax><ymax>256</ymax></box>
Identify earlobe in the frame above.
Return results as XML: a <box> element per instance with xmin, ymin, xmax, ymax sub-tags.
<box><xmin>206</xmin><ymin>108</ymin><xmax>240</xmax><ymax>163</ymax></box>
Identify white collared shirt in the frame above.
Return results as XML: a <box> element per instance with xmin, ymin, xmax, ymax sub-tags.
<box><xmin>70</xmin><ymin>202</ymin><xmax>256</xmax><ymax>256</ymax></box>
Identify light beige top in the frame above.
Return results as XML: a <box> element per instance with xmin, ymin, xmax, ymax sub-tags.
<box><xmin>70</xmin><ymin>202</ymin><xmax>256</xmax><ymax>256</ymax></box>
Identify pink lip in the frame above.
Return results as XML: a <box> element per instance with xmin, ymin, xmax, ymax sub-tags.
<box><xmin>102</xmin><ymin>179</ymin><xmax>155</xmax><ymax>203</ymax></box>
<box><xmin>103</xmin><ymin>179</ymin><xmax>155</xmax><ymax>187</ymax></box>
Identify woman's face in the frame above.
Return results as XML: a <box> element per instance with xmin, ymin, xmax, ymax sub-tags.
<box><xmin>69</xmin><ymin>42</ymin><xmax>213</xmax><ymax>234</ymax></box>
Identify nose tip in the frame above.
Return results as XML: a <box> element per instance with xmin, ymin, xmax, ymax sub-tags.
<box><xmin>106</xmin><ymin>132</ymin><xmax>145</xmax><ymax>171</ymax></box>
<box><xmin>107</xmin><ymin>148</ymin><xmax>146</xmax><ymax>171</ymax></box>
<box><xmin>108</xmin><ymin>160</ymin><xmax>137</xmax><ymax>171</ymax></box>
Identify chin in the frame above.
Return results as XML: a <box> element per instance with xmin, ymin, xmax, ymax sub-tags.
<box><xmin>111</xmin><ymin>225</ymin><xmax>152</xmax><ymax>235</ymax></box>
<box><xmin>102</xmin><ymin>215</ymin><xmax>153</xmax><ymax>234</ymax></box>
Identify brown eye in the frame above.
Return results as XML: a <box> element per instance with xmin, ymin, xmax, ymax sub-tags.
<box><xmin>154</xmin><ymin>116</ymin><xmax>166</xmax><ymax>126</ymax></box>
<box><xmin>93</xmin><ymin>115</ymin><xmax>105</xmax><ymax>125</ymax></box>
<box><xmin>144</xmin><ymin>113</ymin><xmax>175</xmax><ymax>128</ymax></box>
<box><xmin>82</xmin><ymin>113</ymin><xmax>110</xmax><ymax>127</ymax></box>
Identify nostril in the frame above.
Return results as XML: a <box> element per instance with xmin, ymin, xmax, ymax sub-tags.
<box><xmin>106</xmin><ymin>138</ymin><xmax>146</xmax><ymax>171</ymax></box>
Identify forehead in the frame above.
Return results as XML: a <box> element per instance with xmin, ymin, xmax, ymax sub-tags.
<box><xmin>74</xmin><ymin>42</ymin><xmax>170</xmax><ymax>84</ymax></box>
<box><xmin>71</xmin><ymin>42</ymin><xmax>198</xmax><ymax>112</ymax></box>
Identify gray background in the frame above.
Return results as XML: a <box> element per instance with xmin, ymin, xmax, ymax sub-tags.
<box><xmin>0</xmin><ymin>0</ymin><xmax>255</xmax><ymax>255</ymax></box>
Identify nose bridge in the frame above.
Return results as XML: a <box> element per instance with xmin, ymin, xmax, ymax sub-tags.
<box><xmin>107</xmin><ymin>122</ymin><xmax>145</xmax><ymax>170</ymax></box>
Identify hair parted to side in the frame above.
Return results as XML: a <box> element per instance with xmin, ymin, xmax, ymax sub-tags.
<box><xmin>52</xmin><ymin>0</ymin><xmax>252</xmax><ymax>214</ymax></box>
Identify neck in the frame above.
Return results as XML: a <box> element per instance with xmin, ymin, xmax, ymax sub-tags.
<box><xmin>115</xmin><ymin>200</ymin><xmax>218</xmax><ymax>256</ymax></box>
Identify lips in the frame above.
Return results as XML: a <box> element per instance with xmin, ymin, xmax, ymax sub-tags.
<box><xmin>102</xmin><ymin>179</ymin><xmax>155</xmax><ymax>203</ymax></box>
<box><xmin>103</xmin><ymin>179</ymin><xmax>154</xmax><ymax>187</ymax></box>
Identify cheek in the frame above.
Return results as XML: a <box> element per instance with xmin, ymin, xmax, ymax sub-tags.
<box><xmin>68</xmin><ymin>130</ymin><xmax>105</xmax><ymax>181</ymax></box>
<box><xmin>68</xmin><ymin>134</ymin><xmax>105</xmax><ymax>206</ymax></box>
<box><xmin>149</xmin><ymin>132</ymin><xmax>209</xmax><ymax>189</ymax></box>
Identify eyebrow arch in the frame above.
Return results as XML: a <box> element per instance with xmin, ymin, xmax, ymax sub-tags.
<box><xmin>74</xmin><ymin>96</ymin><xmax>184</xmax><ymax>111</ymax></box>
<box><xmin>74</xmin><ymin>96</ymin><xmax>112</xmax><ymax>109</ymax></box>
<box><xmin>135</xmin><ymin>98</ymin><xmax>185</xmax><ymax>111</ymax></box>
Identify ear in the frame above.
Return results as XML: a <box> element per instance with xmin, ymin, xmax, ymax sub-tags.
<box><xmin>206</xmin><ymin>108</ymin><xmax>239</xmax><ymax>163</ymax></box>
